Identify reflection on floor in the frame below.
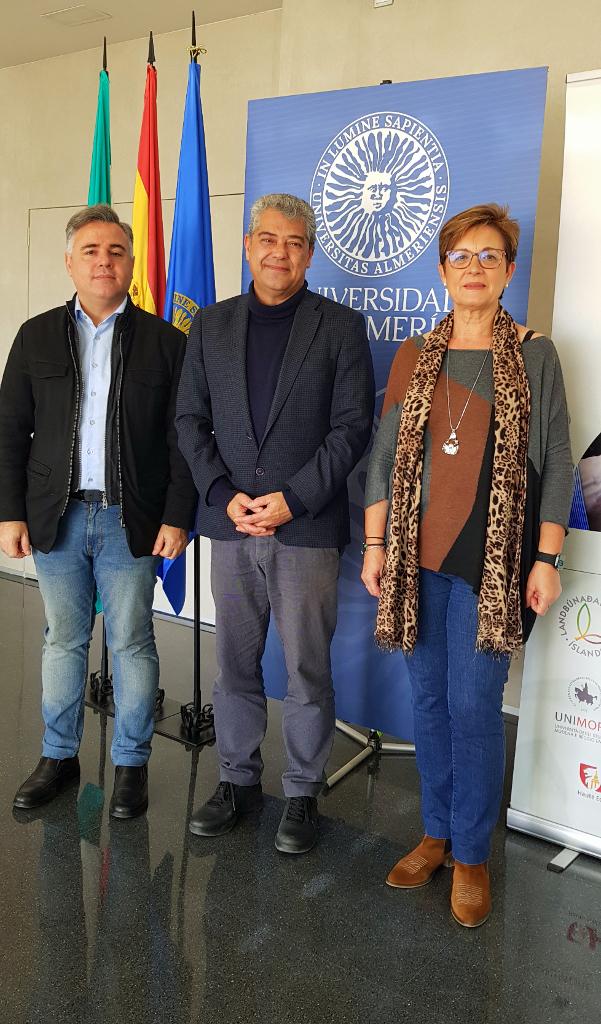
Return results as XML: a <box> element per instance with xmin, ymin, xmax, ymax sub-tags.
<box><xmin>1</xmin><ymin>576</ymin><xmax>600</xmax><ymax>1024</ymax></box>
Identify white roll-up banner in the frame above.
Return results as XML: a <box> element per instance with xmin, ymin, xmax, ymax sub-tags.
<box><xmin>508</xmin><ymin>71</ymin><xmax>601</xmax><ymax>859</ymax></box>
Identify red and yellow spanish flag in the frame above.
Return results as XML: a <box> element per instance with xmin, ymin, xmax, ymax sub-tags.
<box><xmin>130</xmin><ymin>46</ymin><xmax>166</xmax><ymax>315</ymax></box>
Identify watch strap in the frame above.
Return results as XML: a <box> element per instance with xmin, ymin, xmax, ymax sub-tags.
<box><xmin>535</xmin><ymin>550</ymin><xmax>560</xmax><ymax>569</ymax></box>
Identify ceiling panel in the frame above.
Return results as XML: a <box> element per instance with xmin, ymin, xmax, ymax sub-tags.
<box><xmin>0</xmin><ymin>1</ymin><xmax>281</xmax><ymax>69</ymax></box>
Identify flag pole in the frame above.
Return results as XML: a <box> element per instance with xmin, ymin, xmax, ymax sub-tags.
<box><xmin>100</xmin><ymin>32</ymin><xmax>110</xmax><ymax>701</ymax></box>
<box><xmin>154</xmin><ymin>9</ymin><xmax>215</xmax><ymax>747</ymax></box>
<box><xmin>87</xmin><ymin>35</ymin><xmax>114</xmax><ymax>710</ymax></box>
<box><xmin>191</xmin><ymin>8</ymin><xmax>202</xmax><ymax>726</ymax></box>
<box><xmin>185</xmin><ymin>8</ymin><xmax>212</xmax><ymax>741</ymax></box>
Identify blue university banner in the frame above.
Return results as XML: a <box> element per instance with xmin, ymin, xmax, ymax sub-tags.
<box><xmin>243</xmin><ymin>68</ymin><xmax>548</xmax><ymax>738</ymax></box>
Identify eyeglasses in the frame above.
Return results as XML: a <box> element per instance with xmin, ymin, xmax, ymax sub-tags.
<box><xmin>445</xmin><ymin>248</ymin><xmax>507</xmax><ymax>269</ymax></box>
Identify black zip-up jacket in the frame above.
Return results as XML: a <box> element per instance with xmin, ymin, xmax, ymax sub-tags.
<box><xmin>0</xmin><ymin>296</ymin><xmax>197</xmax><ymax>556</ymax></box>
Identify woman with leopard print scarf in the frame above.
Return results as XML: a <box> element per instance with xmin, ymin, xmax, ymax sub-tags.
<box><xmin>362</xmin><ymin>204</ymin><xmax>573</xmax><ymax>928</ymax></box>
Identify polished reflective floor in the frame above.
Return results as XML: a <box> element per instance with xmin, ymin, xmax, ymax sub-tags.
<box><xmin>1</xmin><ymin>575</ymin><xmax>600</xmax><ymax>1024</ymax></box>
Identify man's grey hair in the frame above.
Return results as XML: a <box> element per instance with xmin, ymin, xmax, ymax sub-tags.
<box><xmin>248</xmin><ymin>194</ymin><xmax>316</xmax><ymax>249</ymax></box>
<box><xmin>65</xmin><ymin>204</ymin><xmax>134</xmax><ymax>256</ymax></box>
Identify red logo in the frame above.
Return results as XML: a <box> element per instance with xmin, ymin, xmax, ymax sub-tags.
<box><xmin>567</xmin><ymin>923</ymin><xmax>600</xmax><ymax>950</ymax></box>
<box><xmin>580</xmin><ymin>763</ymin><xmax>601</xmax><ymax>791</ymax></box>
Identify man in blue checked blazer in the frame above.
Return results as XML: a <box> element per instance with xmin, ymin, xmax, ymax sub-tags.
<box><xmin>176</xmin><ymin>193</ymin><xmax>374</xmax><ymax>854</ymax></box>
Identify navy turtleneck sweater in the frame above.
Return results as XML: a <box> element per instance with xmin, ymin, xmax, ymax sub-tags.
<box><xmin>207</xmin><ymin>282</ymin><xmax>307</xmax><ymax>517</ymax></box>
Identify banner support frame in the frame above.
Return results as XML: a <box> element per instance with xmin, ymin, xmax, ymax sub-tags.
<box><xmin>325</xmin><ymin>720</ymin><xmax>415</xmax><ymax>790</ymax></box>
<box><xmin>507</xmin><ymin>806</ymin><xmax>601</xmax><ymax>863</ymax></box>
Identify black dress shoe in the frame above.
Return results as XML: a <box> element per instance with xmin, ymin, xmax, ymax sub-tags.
<box><xmin>189</xmin><ymin>780</ymin><xmax>263</xmax><ymax>837</ymax></box>
<box><xmin>109</xmin><ymin>765</ymin><xmax>148</xmax><ymax>820</ymax></box>
<box><xmin>13</xmin><ymin>756</ymin><xmax>80</xmax><ymax>810</ymax></box>
<box><xmin>275</xmin><ymin>796</ymin><xmax>318</xmax><ymax>854</ymax></box>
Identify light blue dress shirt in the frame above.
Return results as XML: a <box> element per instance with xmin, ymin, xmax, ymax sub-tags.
<box><xmin>74</xmin><ymin>295</ymin><xmax>127</xmax><ymax>491</ymax></box>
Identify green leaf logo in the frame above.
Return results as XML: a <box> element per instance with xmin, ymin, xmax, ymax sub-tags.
<box><xmin>574</xmin><ymin>601</ymin><xmax>601</xmax><ymax>644</ymax></box>
<box><xmin>576</xmin><ymin>602</ymin><xmax>591</xmax><ymax>640</ymax></box>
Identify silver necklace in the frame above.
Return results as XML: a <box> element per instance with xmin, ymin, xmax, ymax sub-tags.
<box><xmin>442</xmin><ymin>346</ymin><xmax>491</xmax><ymax>456</ymax></box>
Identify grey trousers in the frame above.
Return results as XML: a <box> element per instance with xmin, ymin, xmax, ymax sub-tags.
<box><xmin>210</xmin><ymin>537</ymin><xmax>340</xmax><ymax>797</ymax></box>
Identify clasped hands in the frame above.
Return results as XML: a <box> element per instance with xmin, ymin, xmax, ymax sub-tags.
<box><xmin>226</xmin><ymin>491</ymin><xmax>292</xmax><ymax>536</ymax></box>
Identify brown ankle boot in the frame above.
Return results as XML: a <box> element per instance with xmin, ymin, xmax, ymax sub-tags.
<box><xmin>386</xmin><ymin>836</ymin><xmax>453</xmax><ymax>889</ymax></box>
<box><xmin>451</xmin><ymin>861</ymin><xmax>491</xmax><ymax>927</ymax></box>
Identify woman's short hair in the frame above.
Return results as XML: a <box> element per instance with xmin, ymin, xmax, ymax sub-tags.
<box><xmin>438</xmin><ymin>204</ymin><xmax>520</xmax><ymax>264</ymax></box>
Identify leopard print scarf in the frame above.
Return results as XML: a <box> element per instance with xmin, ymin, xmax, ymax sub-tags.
<box><xmin>375</xmin><ymin>305</ymin><xmax>531</xmax><ymax>656</ymax></box>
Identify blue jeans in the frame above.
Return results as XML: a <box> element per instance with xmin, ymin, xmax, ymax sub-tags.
<box><xmin>403</xmin><ymin>569</ymin><xmax>510</xmax><ymax>864</ymax></box>
<box><xmin>33</xmin><ymin>500</ymin><xmax>159</xmax><ymax>766</ymax></box>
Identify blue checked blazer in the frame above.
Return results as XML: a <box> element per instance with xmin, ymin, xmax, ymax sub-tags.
<box><xmin>175</xmin><ymin>287</ymin><xmax>375</xmax><ymax>547</ymax></box>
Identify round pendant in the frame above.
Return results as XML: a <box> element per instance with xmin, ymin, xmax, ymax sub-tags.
<box><xmin>442</xmin><ymin>431</ymin><xmax>459</xmax><ymax>456</ymax></box>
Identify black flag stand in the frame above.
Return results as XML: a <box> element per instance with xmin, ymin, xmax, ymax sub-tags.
<box><xmin>174</xmin><ymin>536</ymin><xmax>216</xmax><ymax>745</ymax></box>
<box><xmin>86</xmin><ymin>536</ymin><xmax>215</xmax><ymax>749</ymax></box>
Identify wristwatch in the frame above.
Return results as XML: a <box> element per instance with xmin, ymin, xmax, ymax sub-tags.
<box><xmin>535</xmin><ymin>550</ymin><xmax>561</xmax><ymax>569</ymax></box>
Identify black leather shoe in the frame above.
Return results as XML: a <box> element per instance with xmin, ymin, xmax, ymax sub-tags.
<box><xmin>189</xmin><ymin>780</ymin><xmax>263</xmax><ymax>837</ymax></box>
<box><xmin>109</xmin><ymin>765</ymin><xmax>148</xmax><ymax>820</ymax></box>
<box><xmin>275</xmin><ymin>796</ymin><xmax>318</xmax><ymax>854</ymax></box>
<box><xmin>13</xmin><ymin>756</ymin><xmax>80</xmax><ymax>810</ymax></box>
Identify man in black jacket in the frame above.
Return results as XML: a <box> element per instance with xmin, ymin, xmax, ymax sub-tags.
<box><xmin>0</xmin><ymin>205</ymin><xmax>196</xmax><ymax>818</ymax></box>
<box><xmin>176</xmin><ymin>193</ymin><xmax>375</xmax><ymax>853</ymax></box>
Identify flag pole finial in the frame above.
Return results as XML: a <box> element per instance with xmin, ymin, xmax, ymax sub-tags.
<box><xmin>191</xmin><ymin>10</ymin><xmax>198</xmax><ymax>62</ymax></box>
<box><xmin>148</xmin><ymin>30</ymin><xmax>156</xmax><ymax>65</ymax></box>
<box><xmin>103</xmin><ymin>36</ymin><xmax>107</xmax><ymax>71</ymax></box>
<box><xmin>189</xmin><ymin>11</ymin><xmax>205</xmax><ymax>61</ymax></box>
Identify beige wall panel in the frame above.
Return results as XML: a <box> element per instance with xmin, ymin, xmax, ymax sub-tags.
<box><xmin>108</xmin><ymin>11</ymin><xmax>282</xmax><ymax>205</ymax></box>
<box><xmin>211</xmin><ymin>194</ymin><xmax>246</xmax><ymax>300</ymax></box>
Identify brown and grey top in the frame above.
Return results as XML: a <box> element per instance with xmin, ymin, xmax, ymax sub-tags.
<box><xmin>365</xmin><ymin>333</ymin><xmax>573</xmax><ymax>593</ymax></box>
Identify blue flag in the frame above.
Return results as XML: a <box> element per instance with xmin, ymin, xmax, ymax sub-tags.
<box><xmin>159</xmin><ymin>59</ymin><xmax>216</xmax><ymax>615</ymax></box>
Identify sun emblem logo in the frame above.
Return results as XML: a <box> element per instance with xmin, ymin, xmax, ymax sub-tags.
<box><xmin>311</xmin><ymin>112</ymin><xmax>450</xmax><ymax>277</ymax></box>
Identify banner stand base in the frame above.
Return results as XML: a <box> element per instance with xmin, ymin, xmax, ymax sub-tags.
<box><xmin>547</xmin><ymin>848</ymin><xmax>581</xmax><ymax>874</ymax></box>
<box><xmin>507</xmin><ymin>806</ymin><xmax>601</xmax><ymax>864</ymax></box>
<box><xmin>325</xmin><ymin>720</ymin><xmax>415</xmax><ymax>790</ymax></box>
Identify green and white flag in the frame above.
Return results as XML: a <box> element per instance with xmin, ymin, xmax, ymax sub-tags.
<box><xmin>88</xmin><ymin>59</ymin><xmax>111</xmax><ymax>204</ymax></box>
